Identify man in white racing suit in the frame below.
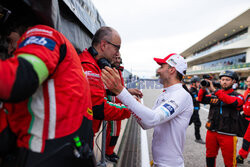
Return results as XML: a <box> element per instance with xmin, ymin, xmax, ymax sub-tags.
<box><xmin>101</xmin><ymin>53</ymin><xmax>193</xmax><ymax>167</ymax></box>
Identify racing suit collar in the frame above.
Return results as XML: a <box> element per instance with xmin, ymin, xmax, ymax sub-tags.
<box><xmin>221</xmin><ymin>88</ymin><xmax>234</xmax><ymax>94</ymax></box>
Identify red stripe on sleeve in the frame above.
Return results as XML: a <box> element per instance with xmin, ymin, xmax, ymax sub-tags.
<box><xmin>215</xmin><ymin>89</ymin><xmax>244</xmax><ymax>106</ymax></box>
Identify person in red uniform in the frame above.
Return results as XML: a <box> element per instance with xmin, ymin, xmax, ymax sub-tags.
<box><xmin>104</xmin><ymin>54</ymin><xmax>125</xmax><ymax>163</ymax></box>
<box><xmin>0</xmin><ymin>5</ymin><xmax>94</xmax><ymax>167</ymax></box>
<box><xmin>79</xmin><ymin>27</ymin><xmax>134</xmax><ymax>137</ymax></box>
<box><xmin>198</xmin><ymin>70</ymin><xmax>244</xmax><ymax>167</ymax></box>
<box><xmin>236</xmin><ymin>76</ymin><xmax>250</xmax><ymax>164</ymax></box>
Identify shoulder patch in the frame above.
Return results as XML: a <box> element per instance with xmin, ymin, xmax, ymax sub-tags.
<box><xmin>19</xmin><ymin>36</ymin><xmax>56</xmax><ymax>51</ymax></box>
<box><xmin>160</xmin><ymin>103</ymin><xmax>175</xmax><ymax>117</ymax></box>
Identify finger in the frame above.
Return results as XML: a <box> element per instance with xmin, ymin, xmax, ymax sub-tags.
<box><xmin>102</xmin><ymin>69</ymin><xmax>115</xmax><ymax>81</ymax></box>
<box><xmin>101</xmin><ymin>73</ymin><xmax>110</xmax><ymax>86</ymax></box>
<box><xmin>134</xmin><ymin>89</ymin><xmax>143</xmax><ymax>96</ymax></box>
<box><xmin>102</xmin><ymin>71</ymin><xmax>114</xmax><ymax>86</ymax></box>
<box><xmin>104</xmin><ymin>66</ymin><xmax>114</xmax><ymax>74</ymax></box>
<box><xmin>113</xmin><ymin>68</ymin><xmax>119</xmax><ymax>76</ymax></box>
<box><xmin>105</xmin><ymin>66</ymin><xmax>120</xmax><ymax>79</ymax></box>
<box><xmin>102</xmin><ymin>69</ymin><xmax>110</xmax><ymax>75</ymax></box>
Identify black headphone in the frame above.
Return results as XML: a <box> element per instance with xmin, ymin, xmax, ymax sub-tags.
<box><xmin>88</xmin><ymin>47</ymin><xmax>98</xmax><ymax>58</ymax></box>
<box><xmin>88</xmin><ymin>47</ymin><xmax>111</xmax><ymax>69</ymax></box>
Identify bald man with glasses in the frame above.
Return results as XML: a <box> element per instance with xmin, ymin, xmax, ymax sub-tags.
<box><xmin>79</xmin><ymin>27</ymin><xmax>132</xmax><ymax>142</ymax></box>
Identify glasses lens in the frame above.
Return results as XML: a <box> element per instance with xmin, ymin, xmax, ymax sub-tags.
<box><xmin>106</xmin><ymin>40</ymin><xmax>120</xmax><ymax>50</ymax></box>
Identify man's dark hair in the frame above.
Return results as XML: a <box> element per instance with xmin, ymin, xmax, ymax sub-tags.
<box><xmin>176</xmin><ymin>71</ymin><xmax>183</xmax><ymax>81</ymax></box>
<box><xmin>91</xmin><ymin>26</ymin><xmax>113</xmax><ymax>47</ymax></box>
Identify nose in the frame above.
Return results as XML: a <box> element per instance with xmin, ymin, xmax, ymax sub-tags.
<box><xmin>156</xmin><ymin>68</ymin><xmax>160</xmax><ymax>75</ymax></box>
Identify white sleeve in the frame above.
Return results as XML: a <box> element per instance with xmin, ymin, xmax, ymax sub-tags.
<box><xmin>117</xmin><ymin>88</ymin><xmax>184</xmax><ymax>129</ymax></box>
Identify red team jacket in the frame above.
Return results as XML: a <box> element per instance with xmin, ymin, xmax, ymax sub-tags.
<box><xmin>243</xmin><ymin>88</ymin><xmax>250</xmax><ymax>118</ymax></box>
<box><xmin>0</xmin><ymin>25</ymin><xmax>93</xmax><ymax>152</ymax></box>
<box><xmin>79</xmin><ymin>49</ymin><xmax>131</xmax><ymax>133</ymax></box>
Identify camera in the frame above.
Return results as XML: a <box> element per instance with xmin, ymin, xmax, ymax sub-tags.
<box><xmin>213</xmin><ymin>81</ymin><xmax>221</xmax><ymax>89</ymax></box>
<box><xmin>200</xmin><ymin>79</ymin><xmax>210</xmax><ymax>87</ymax></box>
<box><xmin>200</xmin><ymin>79</ymin><xmax>221</xmax><ymax>88</ymax></box>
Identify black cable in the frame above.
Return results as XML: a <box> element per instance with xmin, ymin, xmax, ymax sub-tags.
<box><xmin>95</xmin><ymin>121</ymin><xmax>108</xmax><ymax>154</ymax></box>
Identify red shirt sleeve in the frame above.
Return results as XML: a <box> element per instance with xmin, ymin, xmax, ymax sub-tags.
<box><xmin>0</xmin><ymin>57</ymin><xmax>19</xmax><ymax>99</ymax></box>
<box><xmin>215</xmin><ymin>89</ymin><xmax>244</xmax><ymax>107</ymax></box>
<box><xmin>103</xmin><ymin>98</ymin><xmax>131</xmax><ymax>121</ymax></box>
<box><xmin>197</xmin><ymin>88</ymin><xmax>206</xmax><ymax>102</ymax></box>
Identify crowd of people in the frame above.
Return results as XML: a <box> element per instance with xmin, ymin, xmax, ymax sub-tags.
<box><xmin>184</xmin><ymin>74</ymin><xmax>250</xmax><ymax>167</ymax></box>
<box><xmin>0</xmin><ymin>2</ymin><xmax>250</xmax><ymax>167</ymax></box>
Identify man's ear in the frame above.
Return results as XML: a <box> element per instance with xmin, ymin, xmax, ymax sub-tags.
<box><xmin>170</xmin><ymin>67</ymin><xmax>176</xmax><ymax>74</ymax></box>
<box><xmin>100</xmin><ymin>40</ymin><xmax>106</xmax><ymax>51</ymax></box>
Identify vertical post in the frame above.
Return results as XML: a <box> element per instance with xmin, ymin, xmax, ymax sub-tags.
<box><xmin>97</xmin><ymin>121</ymin><xmax>107</xmax><ymax>167</ymax></box>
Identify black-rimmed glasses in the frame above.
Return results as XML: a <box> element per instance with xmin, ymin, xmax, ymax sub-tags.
<box><xmin>105</xmin><ymin>40</ymin><xmax>120</xmax><ymax>50</ymax></box>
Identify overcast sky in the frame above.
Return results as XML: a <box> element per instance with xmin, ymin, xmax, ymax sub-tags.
<box><xmin>91</xmin><ymin>0</ymin><xmax>250</xmax><ymax>78</ymax></box>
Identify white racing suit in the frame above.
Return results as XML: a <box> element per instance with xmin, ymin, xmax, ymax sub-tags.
<box><xmin>117</xmin><ymin>83</ymin><xmax>193</xmax><ymax>167</ymax></box>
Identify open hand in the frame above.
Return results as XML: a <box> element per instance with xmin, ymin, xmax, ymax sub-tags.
<box><xmin>101</xmin><ymin>67</ymin><xmax>124</xmax><ymax>95</ymax></box>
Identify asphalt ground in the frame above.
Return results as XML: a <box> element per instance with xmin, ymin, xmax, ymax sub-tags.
<box><xmin>142</xmin><ymin>89</ymin><xmax>250</xmax><ymax>167</ymax></box>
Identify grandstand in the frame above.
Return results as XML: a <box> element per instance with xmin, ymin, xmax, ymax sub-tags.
<box><xmin>181</xmin><ymin>9</ymin><xmax>250</xmax><ymax>80</ymax></box>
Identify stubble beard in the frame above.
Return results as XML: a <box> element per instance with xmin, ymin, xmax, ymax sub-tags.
<box><xmin>222</xmin><ymin>84</ymin><xmax>232</xmax><ymax>90</ymax></box>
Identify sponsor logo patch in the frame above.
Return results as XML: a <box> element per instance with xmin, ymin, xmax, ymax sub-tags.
<box><xmin>85</xmin><ymin>71</ymin><xmax>100</xmax><ymax>78</ymax></box>
<box><xmin>167</xmin><ymin>58</ymin><xmax>177</xmax><ymax>65</ymax></box>
<box><xmin>162</xmin><ymin>103</ymin><xmax>175</xmax><ymax>115</ymax></box>
<box><xmin>160</xmin><ymin>107</ymin><xmax>170</xmax><ymax>117</ymax></box>
<box><xmin>169</xmin><ymin>99</ymin><xmax>178</xmax><ymax>108</ymax></box>
<box><xmin>87</xmin><ymin>108</ymin><xmax>93</xmax><ymax>116</ymax></box>
<box><xmin>19</xmin><ymin>36</ymin><xmax>56</xmax><ymax>51</ymax></box>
